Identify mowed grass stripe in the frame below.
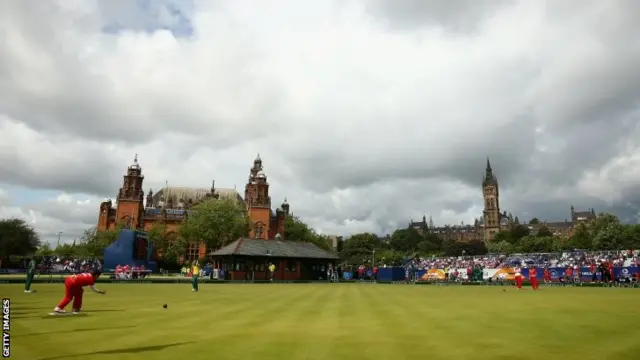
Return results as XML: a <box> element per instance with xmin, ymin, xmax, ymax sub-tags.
<box><xmin>4</xmin><ymin>284</ymin><xmax>640</xmax><ymax>360</ymax></box>
<box><xmin>214</xmin><ymin>284</ymin><xmax>321</xmax><ymax>357</ymax></box>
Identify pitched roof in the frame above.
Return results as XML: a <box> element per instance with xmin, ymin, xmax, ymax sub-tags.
<box><xmin>209</xmin><ymin>238</ymin><xmax>340</xmax><ymax>260</ymax></box>
<box><xmin>150</xmin><ymin>186</ymin><xmax>244</xmax><ymax>207</ymax></box>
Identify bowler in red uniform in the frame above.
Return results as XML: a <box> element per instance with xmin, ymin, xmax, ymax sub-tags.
<box><xmin>543</xmin><ymin>267</ymin><xmax>551</xmax><ymax>283</ymax></box>
<box><xmin>514</xmin><ymin>268</ymin><xmax>523</xmax><ymax>290</ymax></box>
<box><xmin>529</xmin><ymin>266</ymin><xmax>539</xmax><ymax>290</ymax></box>
<box><xmin>53</xmin><ymin>270</ymin><xmax>106</xmax><ymax>314</ymax></box>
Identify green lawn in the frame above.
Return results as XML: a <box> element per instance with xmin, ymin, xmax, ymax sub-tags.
<box><xmin>4</xmin><ymin>283</ymin><xmax>639</xmax><ymax>360</ymax></box>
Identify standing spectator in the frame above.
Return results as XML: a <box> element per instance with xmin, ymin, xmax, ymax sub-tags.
<box><xmin>589</xmin><ymin>262</ymin><xmax>597</xmax><ymax>282</ymax></box>
<box><xmin>268</xmin><ymin>263</ymin><xmax>275</xmax><ymax>282</ymax></box>
<box><xmin>573</xmin><ymin>264</ymin><xmax>581</xmax><ymax>284</ymax></box>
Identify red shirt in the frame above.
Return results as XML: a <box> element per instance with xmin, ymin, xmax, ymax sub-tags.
<box><xmin>543</xmin><ymin>269</ymin><xmax>550</xmax><ymax>278</ymax></box>
<box><xmin>529</xmin><ymin>269</ymin><xmax>537</xmax><ymax>279</ymax></box>
<box><xmin>124</xmin><ymin>265</ymin><xmax>131</xmax><ymax>273</ymax></box>
<box><xmin>566</xmin><ymin>268</ymin><xmax>572</xmax><ymax>276</ymax></box>
<box><xmin>68</xmin><ymin>273</ymin><xmax>95</xmax><ymax>287</ymax></box>
<box><xmin>589</xmin><ymin>264</ymin><xmax>596</xmax><ymax>273</ymax></box>
<box><xmin>116</xmin><ymin>265</ymin><xmax>122</xmax><ymax>274</ymax></box>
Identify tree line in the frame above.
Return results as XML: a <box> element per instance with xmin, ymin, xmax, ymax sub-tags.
<box><xmin>2</xmin><ymin>206</ymin><xmax>639</xmax><ymax>266</ymax></box>
<box><xmin>338</xmin><ymin>212</ymin><xmax>640</xmax><ymax>266</ymax></box>
<box><xmin>0</xmin><ymin>198</ymin><xmax>332</xmax><ymax>265</ymax></box>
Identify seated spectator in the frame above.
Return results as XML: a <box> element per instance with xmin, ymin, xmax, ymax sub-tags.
<box><xmin>124</xmin><ymin>264</ymin><xmax>131</xmax><ymax>279</ymax></box>
<box><xmin>115</xmin><ymin>264</ymin><xmax>124</xmax><ymax>279</ymax></box>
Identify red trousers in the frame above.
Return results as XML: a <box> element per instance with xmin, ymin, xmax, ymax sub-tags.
<box><xmin>531</xmin><ymin>277</ymin><xmax>539</xmax><ymax>290</ymax></box>
<box><xmin>515</xmin><ymin>276</ymin><xmax>522</xmax><ymax>289</ymax></box>
<box><xmin>57</xmin><ymin>278</ymin><xmax>84</xmax><ymax>310</ymax></box>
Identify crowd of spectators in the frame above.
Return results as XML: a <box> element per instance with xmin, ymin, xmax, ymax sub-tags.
<box><xmin>35</xmin><ymin>256</ymin><xmax>102</xmax><ymax>274</ymax></box>
<box><xmin>407</xmin><ymin>250</ymin><xmax>639</xmax><ymax>270</ymax></box>
<box><xmin>113</xmin><ymin>264</ymin><xmax>150</xmax><ymax>279</ymax></box>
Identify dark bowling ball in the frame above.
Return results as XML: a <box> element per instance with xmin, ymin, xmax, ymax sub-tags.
<box><xmin>163</xmin><ymin>304</ymin><xmax>167</xmax><ymax>309</ymax></box>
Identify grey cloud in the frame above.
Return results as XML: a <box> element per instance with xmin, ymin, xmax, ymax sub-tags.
<box><xmin>365</xmin><ymin>0</ymin><xmax>516</xmax><ymax>32</ymax></box>
<box><xmin>2</xmin><ymin>0</ymin><xmax>640</xmax><ymax>240</ymax></box>
<box><xmin>0</xmin><ymin>2</ymin><xmax>287</xmax><ymax>146</ymax></box>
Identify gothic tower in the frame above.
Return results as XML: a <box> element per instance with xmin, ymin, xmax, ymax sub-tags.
<box><xmin>245</xmin><ymin>154</ymin><xmax>272</xmax><ymax>240</ymax></box>
<box><xmin>115</xmin><ymin>155</ymin><xmax>145</xmax><ymax>229</ymax></box>
<box><xmin>482</xmin><ymin>158</ymin><xmax>500</xmax><ymax>241</ymax></box>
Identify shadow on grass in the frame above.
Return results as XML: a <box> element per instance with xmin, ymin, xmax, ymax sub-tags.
<box><xmin>12</xmin><ymin>309</ymin><xmax>124</xmax><ymax>319</ymax></box>
<box><xmin>38</xmin><ymin>342</ymin><xmax>196</xmax><ymax>359</ymax></box>
<box><xmin>10</xmin><ymin>306</ymin><xmax>51</xmax><ymax>311</ymax></box>
<box><xmin>13</xmin><ymin>325</ymin><xmax>138</xmax><ymax>338</ymax></box>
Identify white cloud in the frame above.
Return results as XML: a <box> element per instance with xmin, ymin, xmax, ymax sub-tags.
<box><xmin>1</xmin><ymin>0</ymin><xmax>640</xmax><ymax>241</ymax></box>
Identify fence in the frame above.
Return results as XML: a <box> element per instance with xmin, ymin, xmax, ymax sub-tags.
<box><xmin>348</xmin><ymin>266</ymin><xmax>640</xmax><ymax>282</ymax></box>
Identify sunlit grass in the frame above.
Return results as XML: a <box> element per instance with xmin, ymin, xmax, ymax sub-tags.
<box><xmin>5</xmin><ymin>283</ymin><xmax>640</xmax><ymax>360</ymax></box>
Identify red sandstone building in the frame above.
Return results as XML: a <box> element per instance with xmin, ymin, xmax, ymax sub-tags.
<box><xmin>97</xmin><ymin>155</ymin><xmax>290</xmax><ymax>261</ymax></box>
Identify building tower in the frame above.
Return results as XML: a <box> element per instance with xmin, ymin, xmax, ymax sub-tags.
<box><xmin>115</xmin><ymin>155</ymin><xmax>145</xmax><ymax>229</ymax></box>
<box><xmin>245</xmin><ymin>154</ymin><xmax>272</xmax><ymax>240</ymax></box>
<box><xmin>482</xmin><ymin>158</ymin><xmax>500</xmax><ymax>241</ymax></box>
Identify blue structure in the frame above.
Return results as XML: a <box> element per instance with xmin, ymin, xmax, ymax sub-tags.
<box><xmin>103</xmin><ymin>229</ymin><xmax>157</xmax><ymax>272</ymax></box>
<box><xmin>376</xmin><ymin>267</ymin><xmax>406</xmax><ymax>282</ymax></box>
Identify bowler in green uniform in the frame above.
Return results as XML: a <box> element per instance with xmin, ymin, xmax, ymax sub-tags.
<box><xmin>25</xmin><ymin>257</ymin><xmax>36</xmax><ymax>293</ymax></box>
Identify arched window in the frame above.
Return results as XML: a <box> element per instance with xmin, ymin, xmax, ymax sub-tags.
<box><xmin>120</xmin><ymin>216</ymin><xmax>132</xmax><ymax>229</ymax></box>
<box><xmin>253</xmin><ymin>221</ymin><xmax>266</xmax><ymax>239</ymax></box>
<box><xmin>186</xmin><ymin>242</ymin><xmax>200</xmax><ymax>262</ymax></box>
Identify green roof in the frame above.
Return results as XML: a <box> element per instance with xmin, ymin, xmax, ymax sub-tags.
<box><xmin>209</xmin><ymin>238</ymin><xmax>340</xmax><ymax>260</ymax></box>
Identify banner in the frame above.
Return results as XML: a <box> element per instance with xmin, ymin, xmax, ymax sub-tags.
<box><xmin>419</xmin><ymin>269</ymin><xmax>446</xmax><ymax>280</ymax></box>
<box><xmin>482</xmin><ymin>267</ymin><xmax>519</xmax><ymax>280</ymax></box>
<box><xmin>520</xmin><ymin>266</ymin><xmax>638</xmax><ymax>280</ymax></box>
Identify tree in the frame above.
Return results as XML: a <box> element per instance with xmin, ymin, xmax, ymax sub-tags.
<box><xmin>567</xmin><ymin>222</ymin><xmax>592</xmax><ymax>250</ymax></box>
<box><xmin>53</xmin><ymin>243</ymin><xmax>77</xmax><ymax>257</ymax></box>
<box><xmin>536</xmin><ymin>226</ymin><xmax>553</xmax><ymax>238</ymax></box>
<box><xmin>35</xmin><ymin>242</ymin><xmax>54</xmax><ymax>257</ymax></box>
<box><xmin>146</xmin><ymin>223</ymin><xmax>168</xmax><ymax>251</ymax></box>
<box><xmin>389</xmin><ymin>228</ymin><xmax>422</xmax><ymax>253</ymax></box>
<box><xmin>487</xmin><ymin>240</ymin><xmax>514</xmax><ymax>254</ymax></box>
<box><xmin>517</xmin><ymin>235</ymin><xmax>554</xmax><ymax>253</ymax></box>
<box><xmin>511</xmin><ymin>224</ymin><xmax>530</xmax><ymax>240</ymax></box>
<box><xmin>162</xmin><ymin>235</ymin><xmax>188</xmax><ymax>263</ymax></box>
<box><xmin>529</xmin><ymin>218</ymin><xmax>540</xmax><ymax>225</ymax></box>
<box><xmin>491</xmin><ymin>231</ymin><xmax>512</xmax><ymax>244</ymax></box>
<box><xmin>0</xmin><ymin>218</ymin><xmax>40</xmax><ymax>257</ymax></box>
<box><xmin>341</xmin><ymin>233</ymin><xmax>379</xmax><ymax>263</ymax></box>
<box><xmin>179</xmin><ymin>198</ymin><xmax>250</xmax><ymax>250</ymax></box>
<box><xmin>491</xmin><ymin>224</ymin><xmax>529</xmax><ymax>245</ymax></box>
<box><xmin>77</xmin><ymin>227</ymin><xmax>118</xmax><ymax>258</ymax></box>
<box><xmin>375</xmin><ymin>249</ymin><xmax>404</xmax><ymax>266</ymax></box>
<box><xmin>284</xmin><ymin>216</ymin><xmax>331</xmax><ymax>250</ymax></box>
<box><xmin>591</xmin><ymin>213</ymin><xmax>625</xmax><ymax>250</ymax></box>
<box><xmin>621</xmin><ymin>224</ymin><xmax>640</xmax><ymax>249</ymax></box>
<box><xmin>462</xmin><ymin>240</ymin><xmax>488</xmax><ymax>255</ymax></box>
<box><xmin>417</xmin><ymin>238</ymin><xmax>440</xmax><ymax>254</ymax></box>
<box><xmin>592</xmin><ymin>222</ymin><xmax>625</xmax><ymax>250</ymax></box>
<box><xmin>441</xmin><ymin>238</ymin><xmax>487</xmax><ymax>256</ymax></box>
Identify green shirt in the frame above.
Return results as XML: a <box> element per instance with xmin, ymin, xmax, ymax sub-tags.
<box><xmin>28</xmin><ymin>260</ymin><xmax>36</xmax><ymax>273</ymax></box>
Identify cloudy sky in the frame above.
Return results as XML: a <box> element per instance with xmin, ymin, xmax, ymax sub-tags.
<box><xmin>2</xmin><ymin>0</ymin><xmax>640</xmax><ymax>244</ymax></box>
